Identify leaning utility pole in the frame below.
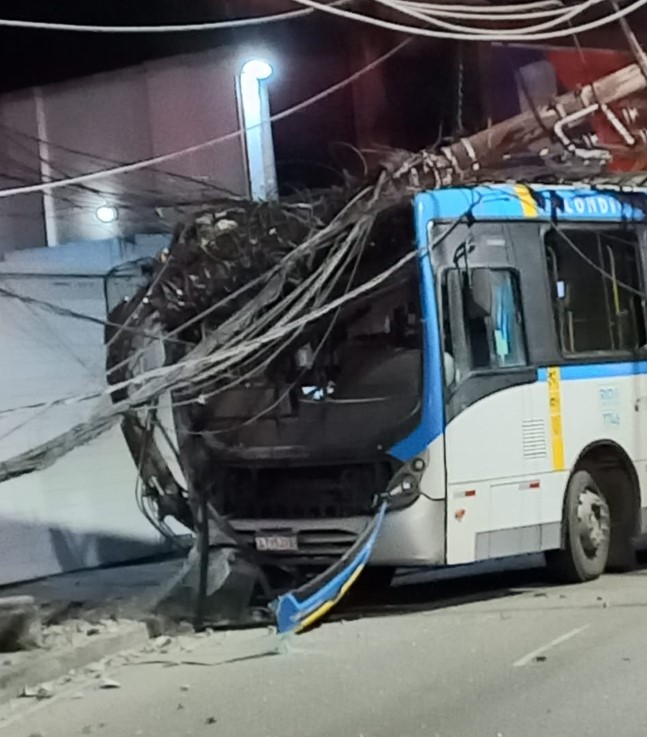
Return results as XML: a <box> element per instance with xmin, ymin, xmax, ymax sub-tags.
<box><xmin>390</xmin><ymin>62</ymin><xmax>647</xmax><ymax>185</ymax></box>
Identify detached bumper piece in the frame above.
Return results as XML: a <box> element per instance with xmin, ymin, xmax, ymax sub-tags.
<box><xmin>271</xmin><ymin>502</ymin><xmax>387</xmax><ymax>634</ymax></box>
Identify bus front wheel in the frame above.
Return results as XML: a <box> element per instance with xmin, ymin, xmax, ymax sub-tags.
<box><xmin>546</xmin><ymin>470</ymin><xmax>611</xmax><ymax>583</ymax></box>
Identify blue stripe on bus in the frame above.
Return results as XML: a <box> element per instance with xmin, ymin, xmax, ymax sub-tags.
<box><xmin>389</xmin><ymin>198</ymin><xmax>445</xmax><ymax>461</ymax></box>
<box><xmin>414</xmin><ymin>185</ymin><xmax>647</xmax><ymax>223</ymax></box>
<box><xmin>537</xmin><ymin>362</ymin><xmax>647</xmax><ymax>381</ymax></box>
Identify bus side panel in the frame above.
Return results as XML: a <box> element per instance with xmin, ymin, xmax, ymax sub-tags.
<box><xmin>445</xmin><ymin>366</ymin><xmax>647</xmax><ymax>568</ymax></box>
<box><xmin>549</xmin><ymin>367</ymin><xmax>647</xmax><ymax>519</ymax></box>
<box><xmin>444</xmin><ymin>383</ymin><xmax>552</xmax><ymax>565</ymax></box>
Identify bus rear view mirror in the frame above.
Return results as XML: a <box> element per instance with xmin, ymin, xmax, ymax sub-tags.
<box><xmin>466</xmin><ymin>268</ymin><xmax>493</xmax><ymax>319</ymax></box>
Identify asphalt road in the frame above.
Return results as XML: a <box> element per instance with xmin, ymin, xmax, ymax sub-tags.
<box><xmin>4</xmin><ymin>561</ymin><xmax>647</xmax><ymax>737</ymax></box>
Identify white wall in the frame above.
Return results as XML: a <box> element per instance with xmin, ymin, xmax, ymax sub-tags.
<box><xmin>0</xmin><ymin>48</ymin><xmax>248</xmax><ymax>251</ymax></box>
<box><xmin>0</xmin><ymin>242</ymin><xmax>176</xmax><ymax>585</ymax></box>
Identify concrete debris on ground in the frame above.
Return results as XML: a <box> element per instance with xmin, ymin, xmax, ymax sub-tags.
<box><xmin>0</xmin><ymin>596</ymin><xmax>40</xmax><ymax>652</ymax></box>
<box><xmin>0</xmin><ymin>619</ymin><xmax>148</xmax><ymax>705</ymax></box>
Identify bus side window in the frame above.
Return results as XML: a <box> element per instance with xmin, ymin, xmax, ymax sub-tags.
<box><xmin>465</xmin><ymin>270</ymin><xmax>527</xmax><ymax>371</ymax></box>
<box><xmin>544</xmin><ymin>228</ymin><xmax>646</xmax><ymax>354</ymax></box>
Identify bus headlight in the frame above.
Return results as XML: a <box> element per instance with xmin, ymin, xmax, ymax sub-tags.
<box><xmin>378</xmin><ymin>453</ymin><xmax>428</xmax><ymax>511</ymax></box>
<box><xmin>399</xmin><ymin>475</ymin><xmax>416</xmax><ymax>493</ymax></box>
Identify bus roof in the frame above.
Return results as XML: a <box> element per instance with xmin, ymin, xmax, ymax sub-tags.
<box><xmin>414</xmin><ymin>183</ymin><xmax>647</xmax><ymax>224</ymax></box>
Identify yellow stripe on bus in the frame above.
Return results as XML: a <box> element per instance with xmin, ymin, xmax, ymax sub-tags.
<box><xmin>547</xmin><ymin>366</ymin><xmax>565</xmax><ymax>471</ymax></box>
<box><xmin>514</xmin><ymin>184</ymin><xmax>538</xmax><ymax>218</ymax></box>
<box><xmin>296</xmin><ymin>564</ymin><xmax>366</xmax><ymax>633</ymax></box>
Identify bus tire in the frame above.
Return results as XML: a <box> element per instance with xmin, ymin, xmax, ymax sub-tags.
<box><xmin>546</xmin><ymin>470</ymin><xmax>610</xmax><ymax>583</ymax></box>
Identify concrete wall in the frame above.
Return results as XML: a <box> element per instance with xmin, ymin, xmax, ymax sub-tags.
<box><xmin>0</xmin><ymin>48</ymin><xmax>248</xmax><ymax>251</ymax></box>
<box><xmin>0</xmin><ymin>238</ymin><xmax>183</xmax><ymax>585</ymax></box>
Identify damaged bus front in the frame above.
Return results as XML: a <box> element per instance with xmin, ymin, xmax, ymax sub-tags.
<box><xmin>109</xmin><ymin>183</ymin><xmax>647</xmax><ymax>593</ymax></box>
<box><xmin>175</xmin><ymin>203</ymin><xmax>447</xmax><ymax>578</ymax></box>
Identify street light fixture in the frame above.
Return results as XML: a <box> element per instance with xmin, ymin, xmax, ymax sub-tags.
<box><xmin>239</xmin><ymin>57</ymin><xmax>278</xmax><ymax>201</ymax></box>
<box><xmin>95</xmin><ymin>205</ymin><xmax>119</xmax><ymax>224</ymax></box>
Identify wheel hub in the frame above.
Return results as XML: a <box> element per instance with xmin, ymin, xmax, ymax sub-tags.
<box><xmin>577</xmin><ymin>489</ymin><xmax>609</xmax><ymax>556</ymax></box>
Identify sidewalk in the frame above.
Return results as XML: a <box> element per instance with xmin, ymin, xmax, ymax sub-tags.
<box><xmin>0</xmin><ymin>556</ymin><xmax>185</xmax><ymax>704</ymax></box>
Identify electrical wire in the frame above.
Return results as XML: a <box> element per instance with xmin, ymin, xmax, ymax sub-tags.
<box><xmin>0</xmin><ymin>229</ymin><xmax>420</xmax><ymax>420</ymax></box>
<box><xmin>396</xmin><ymin>1</ymin><xmax>566</xmax><ymax>11</ymax></box>
<box><xmin>289</xmin><ymin>0</ymin><xmax>647</xmax><ymax>42</ymax></box>
<box><xmin>395</xmin><ymin>1</ymin><xmax>579</xmax><ymax>21</ymax></box>
<box><xmin>0</xmin><ymin>283</ymin><xmax>191</xmax><ymax>345</ymax></box>
<box><xmin>374</xmin><ymin>0</ymin><xmax>609</xmax><ymax>37</ymax></box>
<box><xmin>0</xmin><ymin>122</ymin><xmax>243</xmax><ymax>204</ymax></box>
<box><xmin>0</xmin><ymin>38</ymin><xmax>410</xmax><ymax>201</ymax></box>
<box><xmin>185</xmin><ymin>229</ymin><xmax>381</xmax><ymax>435</ymax></box>
<box><xmin>0</xmin><ymin>192</ymin><xmax>472</xmax><ymax>427</ymax></box>
<box><xmin>0</xmin><ymin>5</ymin><xmax>323</xmax><ymax>33</ymax></box>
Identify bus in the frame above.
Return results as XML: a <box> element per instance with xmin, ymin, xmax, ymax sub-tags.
<box><xmin>217</xmin><ymin>182</ymin><xmax>647</xmax><ymax>586</ymax></box>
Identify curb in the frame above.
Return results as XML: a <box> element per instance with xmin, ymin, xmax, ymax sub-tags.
<box><xmin>0</xmin><ymin>622</ymin><xmax>149</xmax><ymax>705</ymax></box>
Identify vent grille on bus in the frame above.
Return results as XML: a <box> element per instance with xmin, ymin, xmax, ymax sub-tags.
<box><xmin>522</xmin><ymin>419</ymin><xmax>548</xmax><ymax>459</ymax></box>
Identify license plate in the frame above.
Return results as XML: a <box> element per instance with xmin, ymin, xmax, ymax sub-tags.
<box><xmin>255</xmin><ymin>533</ymin><xmax>298</xmax><ymax>552</ymax></box>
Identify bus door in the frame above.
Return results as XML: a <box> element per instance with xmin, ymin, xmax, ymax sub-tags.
<box><xmin>438</xmin><ymin>224</ymin><xmax>539</xmax><ymax>564</ymax></box>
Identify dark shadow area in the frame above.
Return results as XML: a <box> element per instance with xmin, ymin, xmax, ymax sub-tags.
<box><xmin>335</xmin><ymin>544</ymin><xmax>647</xmax><ymax>622</ymax></box>
<box><xmin>0</xmin><ymin>517</ymin><xmax>173</xmax><ymax>590</ymax></box>
<box><xmin>333</xmin><ymin>564</ymin><xmax>547</xmax><ymax>623</ymax></box>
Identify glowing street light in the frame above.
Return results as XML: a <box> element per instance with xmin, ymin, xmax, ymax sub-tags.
<box><xmin>241</xmin><ymin>59</ymin><xmax>273</xmax><ymax>81</ymax></box>
<box><xmin>95</xmin><ymin>205</ymin><xmax>119</xmax><ymax>224</ymax></box>
<box><xmin>239</xmin><ymin>57</ymin><xmax>278</xmax><ymax>201</ymax></box>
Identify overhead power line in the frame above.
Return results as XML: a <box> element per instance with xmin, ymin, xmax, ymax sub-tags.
<box><xmin>289</xmin><ymin>0</ymin><xmax>647</xmax><ymax>42</ymax></box>
<box><xmin>0</xmin><ymin>6</ymin><xmax>317</xmax><ymax>33</ymax></box>
<box><xmin>376</xmin><ymin>0</ymin><xmax>611</xmax><ymax>35</ymax></box>
<box><xmin>0</xmin><ymin>38</ymin><xmax>410</xmax><ymax>201</ymax></box>
<box><xmin>0</xmin><ymin>0</ymin><xmax>617</xmax><ymax>35</ymax></box>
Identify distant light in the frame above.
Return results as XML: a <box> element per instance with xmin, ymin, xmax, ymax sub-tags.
<box><xmin>96</xmin><ymin>205</ymin><xmax>119</xmax><ymax>224</ymax></box>
<box><xmin>241</xmin><ymin>59</ymin><xmax>273</xmax><ymax>81</ymax></box>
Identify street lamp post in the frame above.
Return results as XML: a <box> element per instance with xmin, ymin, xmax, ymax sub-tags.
<box><xmin>239</xmin><ymin>59</ymin><xmax>278</xmax><ymax>201</ymax></box>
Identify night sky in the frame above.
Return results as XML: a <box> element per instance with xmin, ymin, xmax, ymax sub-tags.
<box><xmin>0</xmin><ymin>0</ymin><xmax>301</xmax><ymax>92</ymax></box>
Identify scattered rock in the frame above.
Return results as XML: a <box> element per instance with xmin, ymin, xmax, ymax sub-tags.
<box><xmin>22</xmin><ymin>684</ymin><xmax>54</xmax><ymax>700</ymax></box>
<box><xmin>180</xmin><ymin>684</ymin><xmax>190</xmax><ymax>692</ymax></box>
<box><xmin>86</xmin><ymin>662</ymin><xmax>106</xmax><ymax>674</ymax></box>
<box><xmin>176</xmin><ymin>621</ymin><xmax>194</xmax><ymax>636</ymax></box>
<box><xmin>154</xmin><ymin>636</ymin><xmax>172</xmax><ymax>649</ymax></box>
<box><xmin>533</xmin><ymin>656</ymin><xmax>547</xmax><ymax>663</ymax></box>
<box><xmin>98</xmin><ymin>678</ymin><xmax>121</xmax><ymax>690</ymax></box>
<box><xmin>206</xmin><ymin>717</ymin><xmax>217</xmax><ymax>725</ymax></box>
<box><xmin>86</xmin><ymin>627</ymin><xmax>101</xmax><ymax>637</ymax></box>
<box><xmin>177</xmin><ymin>703</ymin><xmax>185</xmax><ymax>711</ymax></box>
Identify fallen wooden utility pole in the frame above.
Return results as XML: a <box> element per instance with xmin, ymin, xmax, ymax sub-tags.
<box><xmin>389</xmin><ymin>62</ymin><xmax>647</xmax><ymax>185</ymax></box>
